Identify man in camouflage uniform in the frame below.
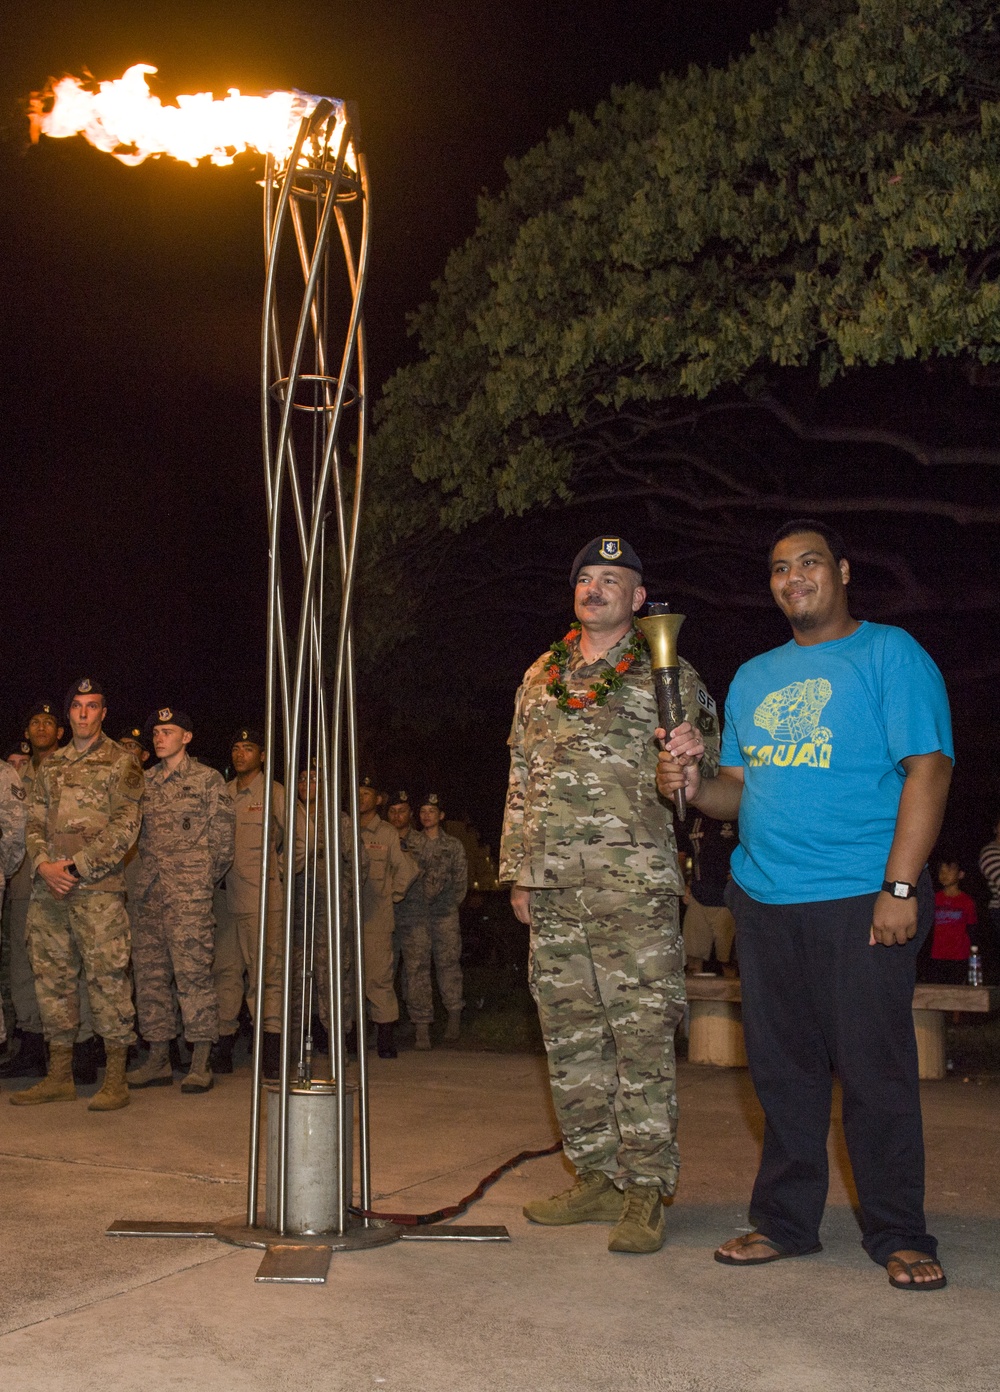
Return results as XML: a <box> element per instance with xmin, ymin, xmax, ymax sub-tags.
<box><xmin>353</xmin><ymin>777</ymin><xmax>418</xmax><ymax>1059</ymax></box>
<box><xmin>12</xmin><ymin>678</ymin><xmax>143</xmax><ymax>1111</ymax></box>
<box><xmin>2</xmin><ymin>700</ymin><xmax>100</xmax><ymax>1083</ymax></box>
<box><xmin>501</xmin><ymin>537</ymin><xmax>720</xmax><ymax>1254</ymax></box>
<box><xmin>0</xmin><ymin>759</ymin><xmax>27</xmax><ymax>1055</ymax></box>
<box><xmin>127</xmin><ymin>709</ymin><xmax>234</xmax><ymax>1094</ymax></box>
<box><xmin>386</xmin><ymin>791</ymin><xmax>432</xmax><ymax>1049</ymax></box>
<box><xmin>215</xmin><ymin>726</ymin><xmax>286</xmax><ymax>1078</ymax></box>
<box><xmin>415</xmin><ymin>793</ymin><xmax>468</xmax><ymax>1045</ymax></box>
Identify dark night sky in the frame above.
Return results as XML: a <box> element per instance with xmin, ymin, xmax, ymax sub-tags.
<box><xmin>0</xmin><ymin>1</ymin><xmax>782</xmax><ymax>775</ymax></box>
<box><xmin>5</xmin><ymin>2</ymin><xmax>991</xmax><ymax>869</ymax></box>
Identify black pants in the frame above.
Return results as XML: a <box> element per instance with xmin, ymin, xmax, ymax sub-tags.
<box><xmin>728</xmin><ymin>875</ymin><xmax>936</xmax><ymax>1267</ymax></box>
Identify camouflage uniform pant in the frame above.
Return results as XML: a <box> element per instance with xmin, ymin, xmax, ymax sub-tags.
<box><xmin>26</xmin><ymin>885</ymin><xmax>136</xmax><ymax>1047</ymax></box>
<box><xmin>529</xmin><ymin>884</ymin><xmax>684</xmax><ymax>1193</ymax></box>
<box><xmin>213</xmin><ymin>892</ymin><xmax>283</xmax><ymax>1034</ymax></box>
<box><xmin>6</xmin><ymin>897</ymin><xmax>96</xmax><ymax>1039</ymax></box>
<box><xmin>394</xmin><ymin>905</ymin><xmax>431</xmax><ymax>1023</ymax></box>
<box><xmin>132</xmin><ymin>879</ymin><xmax>219</xmax><ymax>1043</ymax></box>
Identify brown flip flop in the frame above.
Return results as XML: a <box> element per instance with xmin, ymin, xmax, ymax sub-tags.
<box><xmin>714</xmin><ymin>1232</ymin><xmax>823</xmax><ymax>1266</ymax></box>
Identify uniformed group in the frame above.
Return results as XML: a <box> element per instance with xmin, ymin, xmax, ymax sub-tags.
<box><xmin>0</xmin><ymin>682</ymin><xmax>469</xmax><ymax>1110</ymax></box>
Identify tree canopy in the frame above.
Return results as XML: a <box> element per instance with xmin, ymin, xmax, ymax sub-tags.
<box><xmin>357</xmin><ymin>0</ymin><xmax>1000</xmax><ymax>724</ymax></box>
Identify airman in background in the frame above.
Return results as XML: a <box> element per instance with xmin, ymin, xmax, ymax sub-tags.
<box><xmin>12</xmin><ymin>678</ymin><xmax>143</xmax><ymax>1112</ymax></box>
<box><xmin>126</xmin><ymin>709</ymin><xmax>234</xmax><ymax>1094</ymax></box>
<box><xmin>386</xmin><ymin>790</ymin><xmax>431</xmax><ymax>1048</ymax></box>
<box><xmin>415</xmin><ymin>793</ymin><xmax>468</xmax><ymax>1045</ymax></box>
<box><xmin>353</xmin><ymin>776</ymin><xmax>418</xmax><ymax>1059</ymax></box>
<box><xmin>215</xmin><ymin>727</ymin><xmax>285</xmax><ymax>1079</ymax></box>
<box><xmin>4</xmin><ymin>741</ymin><xmax>30</xmax><ymax>775</ymax></box>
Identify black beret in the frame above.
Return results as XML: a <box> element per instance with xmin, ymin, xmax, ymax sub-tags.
<box><xmin>5</xmin><ymin>741</ymin><xmax>30</xmax><ymax>759</ymax></box>
<box><xmin>419</xmin><ymin>791</ymin><xmax>443</xmax><ymax>812</ymax></box>
<box><xmin>25</xmin><ymin>698</ymin><xmax>60</xmax><ymax>724</ymax></box>
<box><xmin>64</xmin><ymin>677</ymin><xmax>107</xmax><ymax>716</ymax></box>
<box><xmin>387</xmin><ymin>789</ymin><xmax>410</xmax><ymax>809</ymax></box>
<box><xmin>230</xmin><ymin>726</ymin><xmax>264</xmax><ymax>750</ymax></box>
<box><xmin>145</xmin><ymin>707</ymin><xmax>194</xmax><ymax>735</ymax></box>
<box><xmin>118</xmin><ymin>725</ymin><xmax>149</xmax><ymax>751</ymax></box>
<box><xmin>569</xmin><ymin>536</ymin><xmax>643</xmax><ymax>587</ymax></box>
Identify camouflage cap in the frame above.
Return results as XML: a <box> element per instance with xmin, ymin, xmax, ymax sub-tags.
<box><xmin>230</xmin><ymin>725</ymin><xmax>264</xmax><ymax>750</ymax></box>
<box><xmin>64</xmin><ymin>677</ymin><xmax>107</xmax><ymax>716</ymax></box>
<box><xmin>569</xmin><ymin>536</ymin><xmax>643</xmax><ymax>586</ymax></box>
<box><xmin>145</xmin><ymin>706</ymin><xmax>194</xmax><ymax>735</ymax></box>
<box><xmin>25</xmin><ymin>698</ymin><xmax>60</xmax><ymax>724</ymax></box>
<box><xmin>419</xmin><ymin>791</ymin><xmax>444</xmax><ymax>812</ymax></box>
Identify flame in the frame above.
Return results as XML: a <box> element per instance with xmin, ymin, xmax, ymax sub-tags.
<box><xmin>31</xmin><ymin>64</ymin><xmax>350</xmax><ymax>169</ymax></box>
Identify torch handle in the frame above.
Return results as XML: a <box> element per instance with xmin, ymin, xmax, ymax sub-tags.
<box><xmin>653</xmin><ymin>667</ymin><xmax>687</xmax><ymax>822</ymax></box>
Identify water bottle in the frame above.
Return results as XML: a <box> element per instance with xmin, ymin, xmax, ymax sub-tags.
<box><xmin>967</xmin><ymin>946</ymin><xmax>983</xmax><ymax>987</ymax></box>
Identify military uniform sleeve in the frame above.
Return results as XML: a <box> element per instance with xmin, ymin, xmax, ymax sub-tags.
<box><xmin>273</xmin><ymin>781</ymin><xmax>287</xmax><ymax>879</ymax></box>
<box><xmin>388</xmin><ymin>829</ymin><xmax>419</xmax><ymax>903</ymax></box>
<box><xmin>448</xmin><ymin>836</ymin><xmax>468</xmax><ymax>911</ymax></box>
<box><xmin>0</xmin><ymin>766</ymin><xmax>27</xmax><ymax>882</ymax></box>
<box><xmin>25</xmin><ymin>761</ymin><xmax>52</xmax><ymax>873</ymax></box>
<box><xmin>499</xmin><ymin>687</ymin><xmax>528</xmax><ymax>884</ymax></box>
<box><xmin>208</xmin><ymin>773</ymin><xmax>236</xmax><ymax>885</ymax></box>
<box><xmin>679</xmin><ymin>659</ymin><xmax>721</xmax><ymax>780</ymax></box>
<box><xmin>73</xmin><ymin>755</ymin><xmax>144</xmax><ymax>884</ymax></box>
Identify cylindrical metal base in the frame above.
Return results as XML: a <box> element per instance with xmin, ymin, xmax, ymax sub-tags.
<box><xmin>213</xmin><ymin>1213</ymin><xmax>401</xmax><ymax>1252</ymax></box>
<box><xmin>265</xmin><ymin>1078</ymin><xmax>356</xmax><ymax>1235</ymax></box>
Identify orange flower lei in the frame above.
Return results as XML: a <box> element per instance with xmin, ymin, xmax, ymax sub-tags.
<box><xmin>545</xmin><ymin>623</ymin><xmax>645</xmax><ymax>710</ymax></box>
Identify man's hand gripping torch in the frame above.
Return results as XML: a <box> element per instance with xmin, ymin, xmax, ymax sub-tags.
<box><xmin>638</xmin><ymin>603</ymin><xmax>688</xmax><ymax>822</ymax></box>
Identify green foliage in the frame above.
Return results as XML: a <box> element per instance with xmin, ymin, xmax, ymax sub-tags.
<box><xmin>367</xmin><ymin>0</ymin><xmax>1000</xmax><ymax>551</ymax></box>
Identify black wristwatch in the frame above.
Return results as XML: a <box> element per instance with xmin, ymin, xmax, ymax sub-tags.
<box><xmin>881</xmin><ymin>879</ymin><xmax>916</xmax><ymax>899</ymax></box>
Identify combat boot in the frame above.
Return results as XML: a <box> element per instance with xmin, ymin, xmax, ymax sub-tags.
<box><xmin>444</xmin><ymin>1009</ymin><xmax>462</xmax><ymax>1042</ymax></box>
<box><xmin>376</xmin><ymin>1022</ymin><xmax>397</xmax><ymax>1059</ymax></box>
<box><xmin>9</xmin><ymin>1042</ymin><xmax>76</xmax><ymax>1105</ymax></box>
<box><xmin>414</xmin><ymin>1023</ymin><xmax>432</xmax><ymax>1051</ymax></box>
<box><xmin>181</xmin><ymin>1042</ymin><xmax>213</xmax><ymax>1094</ymax></box>
<box><xmin>127</xmin><ymin>1041</ymin><xmax>173</xmax><ymax>1089</ymax></box>
<box><xmin>0</xmin><ymin>1030</ymin><xmax>47</xmax><ymax>1079</ymax></box>
<box><xmin>72</xmin><ymin>1036</ymin><xmax>101</xmax><ymax>1085</ymax></box>
<box><xmin>89</xmin><ymin>1044</ymin><xmax>130</xmax><ymax>1111</ymax></box>
<box><xmin>210</xmin><ymin>1034</ymin><xmax>235</xmax><ymax>1074</ymax></box>
<box><xmin>523</xmin><ymin>1170</ymin><xmax>623</xmax><ymax>1225</ymax></box>
<box><xmin>607</xmin><ymin>1183</ymin><xmax>665</xmax><ymax>1253</ymax></box>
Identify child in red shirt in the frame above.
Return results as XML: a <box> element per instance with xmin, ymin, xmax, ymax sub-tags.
<box><xmin>927</xmin><ymin>860</ymin><xmax>978</xmax><ymax>986</ymax></box>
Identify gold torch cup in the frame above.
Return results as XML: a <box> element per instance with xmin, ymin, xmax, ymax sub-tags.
<box><xmin>638</xmin><ymin>603</ymin><xmax>688</xmax><ymax>822</ymax></box>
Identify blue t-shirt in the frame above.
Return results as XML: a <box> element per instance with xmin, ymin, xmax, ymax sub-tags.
<box><xmin>720</xmin><ymin>621</ymin><xmax>953</xmax><ymax>904</ymax></box>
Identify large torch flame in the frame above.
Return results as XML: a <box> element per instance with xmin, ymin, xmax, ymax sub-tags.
<box><xmin>31</xmin><ymin>63</ymin><xmax>348</xmax><ymax>169</ymax></box>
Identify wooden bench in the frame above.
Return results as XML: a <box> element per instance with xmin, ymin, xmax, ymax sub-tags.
<box><xmin>683</xmin><ymin>976</ymin><xmax>998</xmax><ymax>1080</ymax></box>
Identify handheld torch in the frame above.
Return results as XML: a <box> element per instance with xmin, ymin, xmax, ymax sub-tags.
<box><xmin>637</xmin><ymin>603</ymin><xmax>688</xmax><ymax>822</ymax></box>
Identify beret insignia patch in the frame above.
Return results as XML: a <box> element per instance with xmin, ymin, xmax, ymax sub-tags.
<box><xmin>79</xmin><ymin>679</ymin><xmax>92</xmax><ymax>693</ymax></box>
<box><xmin>158</xmin><ymin>708</ymin><xmax>173</xmax><ymax>723</ymax></box>
<box><xmin>598</xmin><ymin>537</ymin><xmax>623</xmax><ymax>562</ymax></box>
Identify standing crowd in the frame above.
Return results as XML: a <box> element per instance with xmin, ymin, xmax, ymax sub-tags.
<box><xmin>0</xmin><ymin>686</ymin><xmax>468</xmax><ymax>1105</ymax></box>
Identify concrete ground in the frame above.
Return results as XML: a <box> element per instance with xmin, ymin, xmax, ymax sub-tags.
<box><xmin>0</xmin><ymin>1051</ymin><xmax>996</xmax><ymax>1392</ymax></box>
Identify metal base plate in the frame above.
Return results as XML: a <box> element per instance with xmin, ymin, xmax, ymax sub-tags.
<box><xmin>107</xmin><ymin>1220</ymin><xmax>218</xmax><ymax>1239</ymax></box>
<box><xmin>213</xmin><ymin>1213</ymin><xmax>402</xmax><ymax>1252</ymax></box>
<box><xmin>400</xmin><ymin>1224</ymin><xmax>510</xmax><ymax>1242</ymax></box>
<box><xmin>255</xmin><ymin>1244</ymin><xmax>332</xmax><ymax>1283</ymax></box>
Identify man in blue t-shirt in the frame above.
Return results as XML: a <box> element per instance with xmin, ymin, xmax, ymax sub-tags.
<box><xmin>656</xmin><ymin>519</ymin><xmax>952</xmax><ymax>1291</ymax></box>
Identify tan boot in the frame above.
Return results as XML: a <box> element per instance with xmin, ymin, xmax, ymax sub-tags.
<box><xmin>126</xmin><ymin>1041</ymin><xmax>173</xmax><ymax>1089</ymax></box>
<box><xmin>607</xmin><ymin>1183</ymin><xmax>665</xmax><ymax>1253</ymax></box>
<box><xmin>89</xmin><ymin>1044</ymin><xmax>130</xmax><ymax>1111</ymax></box>
<box><xmin>9</xmin><ymin>1042</ymin><xmax>77</xmax><ymax>1106</ymax></box>
<box><xmin>180</xmin><ymin>1041</ymin><xmax>213</xmax><ymax>1094</ymax></box>
<box><xmin>414</xmin><ymin>1023</ymin><xmax>432</xmax><ymax>1051</ymax></box>
<box><xmin>523</xmin><ymin>1171</ymin><xmax>623</xmax><ymax>1225</ymax></box>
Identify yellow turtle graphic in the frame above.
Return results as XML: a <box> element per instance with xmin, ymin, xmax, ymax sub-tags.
<box><xmin>754</xmin><ymin>679</ymin><xmax>833</xmax><ymax>745</ymax></box>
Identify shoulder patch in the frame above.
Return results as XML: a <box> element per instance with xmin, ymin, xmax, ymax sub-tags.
<box><xmin>697</xmin><ymin>687</ymin><xmax>717</xmax><ymax>716</ymax></box>
<box><xmin>125</xmin><ymin>768</ymin><xmax>143</xmax><ymax>790</ymax></box>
